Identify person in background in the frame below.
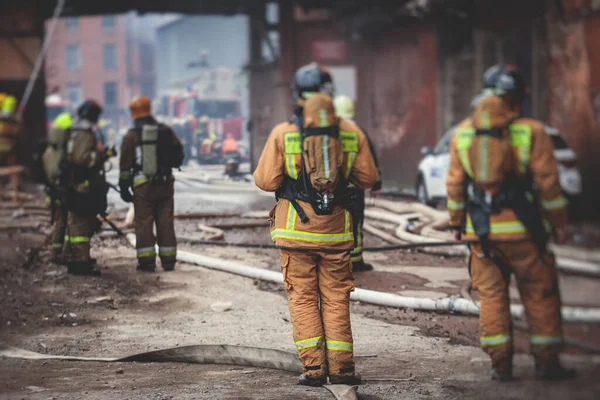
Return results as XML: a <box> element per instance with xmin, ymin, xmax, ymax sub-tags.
<box><xmin>333</xmin><ymin>95</ymin><xmax>382</xmax><ymax>272</ymax></box>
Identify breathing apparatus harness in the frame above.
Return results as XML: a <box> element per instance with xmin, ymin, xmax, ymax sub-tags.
<box><xmin>276</xmin><ymin>107</ymin><xmax>355</xmax><ymax>224</ymax></box>
<box><xmin>462</xmin><ymin>124</ymin><xmax>549</xmax><ymax>279</ymax></box>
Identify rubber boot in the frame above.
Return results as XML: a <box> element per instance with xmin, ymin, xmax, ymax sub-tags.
<box><xmin>490</xmin><ymin>356</ymin><xmax>513</xmax><ymax>382</ymax></box>
<box><xmin>352</xmin><ymin>261</ymin><xmax>373</xmax><ymax>272</ymax></box>
<box><xmin>162</xmin><ymin>262</ymin><xmax>176</xmax><ymax>272</ymax></box>
<box><xmin>67</xmin><ymin>261</ymin><xmax>101</xmax><ymax>277</ymax></box>
<box><xmin>51</xmin><ymin>253</ymin><xmax>66</xmax><ymax>265</ymax></box>
<box><xmin>137</xmin><ymin>262</ymin><xmax>156</xmax><ymax>272</ymax></box>
<box><xmin>535</xmin><ymin>358</ymin><xmax>576</xmax><ymax>380</ymax></box>
<box><xmin>329</xmin><ymin>373</ymin><xmax>362</xmax><ymax>385</ymax></box>
<box><xmin>298</xmin><ymin>374</ymin><xmax>327</xmax><ymax>387</ymax></box>
<box><xmin>491</xmin><ymin>368</ymin><xmax>513</xmax><ymax>382</ymax></box>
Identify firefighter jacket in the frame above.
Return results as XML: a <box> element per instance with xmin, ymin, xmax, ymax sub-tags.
<box><xmin>254</xmin><ymin>119</ymin><xmax>379</xmax><ymax>251</ymax></box>
<box><xmin>119</xmin><ymin>116</ymin><xmax>182</xmax><ymax>188</ymax></box>
<box><xmin>200</xmin><ymin>134</ymin><xmax>217</xmax><ymax>156</ymax></box>
<box><xmin>0</xmin><ymin>115</ymin><xmax>20</xmax><ymax>158</ymax></box>
<box><xmin>446</xmin><ymin>97</ymin><xmax>567</xmax><ymax>242</ymax></box>
<box><xmin>222</xmin><ymin>137</ymin><xmax>239</xmax><ymax>156</ymax></box>
<box><xmin>66</xmin><ymin>120</ymin><xmax>105</xmax><ymax>193</ymax></box>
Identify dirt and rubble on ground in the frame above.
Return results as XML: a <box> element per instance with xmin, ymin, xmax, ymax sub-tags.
<box><xmin>1</xmin><ymin>187</ymin><xmax>600</xmax><ymax>399</ymax></box>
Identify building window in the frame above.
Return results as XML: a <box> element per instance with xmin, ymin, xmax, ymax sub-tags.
<box><xmin>103</xmin><ymin>43</ymin><xmax>117</xmax><ymax>70</ymax></box>
<box><xmin>102</xmin><ymin>16</ymin><xmax>117</xmax><ymax>32</ymax></box>
<box><xmin>65</xmin><ymin>17</ymin><xmax>79</xmax><ymax>32</ymax></box>
<box><xmin>66</xmin><ymin>44</ymin><xmax>81</xmax><ymax>70</ymax></box>
<box><xmin>104</xmin><ymin>82</ymin><xmax>118</xmax><ymax>107</ymax></box>
<box><xmin>66</xmin><ymin>83</ymin><xmax>81</xmax><ymax>106</ymax></box>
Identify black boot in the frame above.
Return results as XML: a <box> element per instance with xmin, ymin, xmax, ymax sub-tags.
<box><xmin>298</xmin><ymin>374</ymin><xmax>327</xmax><ymax>387</ymax></box>
<box><xmin>329</xmin><ymin>373</ymin><xmax>362</xmax><ymax>385</ymax></box>
<box><xmin>352</xmin><ymin>260</ymin><xmax>373</xmax><ymax>272</ymax></box>
<box><xmin>67</xmin><ymin>261</ymin><xmax>101</xmax><ymax>277</ymax></box>
<box><xmin>137</xmin><ymin>262</ymin><xmax>156</xmax><ymax>272</ymax></box>
<box><xmin>535</xmin><ymin>361</ymin><xmax>576</xmax><ymax>380</ymax></box>
<box><xmin>491</xmin><ymin>368</ymin><xmax>513</xmax><ymax>382</ymax></box>
<box><xmin>162</xmin><ymin>262</ymin><xmax>176</xmax><ymax>272</ymax></box>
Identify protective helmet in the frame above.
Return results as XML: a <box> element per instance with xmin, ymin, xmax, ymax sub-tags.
<box><xmin>129</xmin><ymin>95</ymin><xmax>152</xmax><ymax>119</ymax></box>
<box><xmin>291</xmin><ymin>62</ymin><xmax>335</xmax><ymax>104</ymax></box>
<box><xmin>77</xmin><ymin>100</ymin><xmax>103</xmax><ymax>124</ymax></box>
<box><xmin>200</xmin><ymin>115</ymin><xmax>209</xmax><ymax>123</ymax></box>
<box><xmin>1</xmin><ymin>94</ymin><xmax>17</xmax><ymax>115</ymax></box>
<box><xmin>53</xmin><ymin>112</ymin><xmax>72</xmax><ymax>129</ymax></box>
<box><xmin>333</xmin><ymin>95</ymin><xmax>355</xmax><ymax>120</ymax></box>
<box><xmin>482</xmin><ymin>64</ymin><xmax>527</xmax><ymax>105</ymax></box>
<box><xmin>0</xmin><ymin>93</ymin><xmax>7</xmax><ymax>109</ymax></box>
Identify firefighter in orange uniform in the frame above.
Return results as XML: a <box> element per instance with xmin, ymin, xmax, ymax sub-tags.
<box><xmin>254</xmin><ymin>63</ymin><xmax>378</xmax><ymax>386</ymax></box>
<box><xmin>119</xmin><ymin>96</ymin><xmax>184</xmax><ymax>272</ymax></box>
<box><xmin>221</xmin><ymin>132</ymin><xmax>238</xmax><ymax>157</ymax></box>
<box><xmin>446</xmin><ymin>65</ymin><xmax>574</xmax><ymax>381</ymax></box>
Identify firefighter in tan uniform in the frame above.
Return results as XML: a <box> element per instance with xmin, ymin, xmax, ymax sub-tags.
<box><xmin>119</xmin><ymin>96</ymin><xmax>184</xmax><ymax>272</ymax></box>
<box><xmin>63</xmin><ymin>100</ymin><xmax>109</xmax><ymax>276</ymax></box>
<box><xmin>254</xmin><ymin>63</ymin><xmax>379</xmax><ymax>386</ymax></box>
<box><xmin>333</xmin><ymin>95</ymin><xmax>382</xmax><ymax>271</ymax></box>
<box><xmin>42</xmin><ymin>112</ymin><xmax>73</xmax><ymax>262</ymax></box>
<box><xmin>0</xmin><ymin>94</ymin><xmax>22</xmax><ymax>196</ymax></box>
<box><xmin>446</xmin><ymin>65</ymin><xmax>574</xmax><ymax>381</ymax></box>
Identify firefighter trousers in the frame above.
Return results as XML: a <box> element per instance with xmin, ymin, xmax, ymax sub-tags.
<box><xmin>280</xmin><ymin>249</ymin><xmax>356</xmax><ymax>378</ymax></box>
<box><xmin>350</xmin><ymin>189</ymin><xmax>366</xmax><ymax>264</ymax></box>
<box><xmin>51</xmin><ymin>205</ymin><xmax>66</xmax><ymax>258</ymax></box>
<box><xmin>470</xmin><ymin>241</ymin><xmax>564</xmax><ymax>372</ymax></box>
<box><xmin>63</xmin><ymin>211</ymin><xmax>98</xmax><ymax>263</ymax></box>
<box><xmin>133</xmin><ymin>181</ymin><xmax>177</xmax><ymax>268</ymax></box>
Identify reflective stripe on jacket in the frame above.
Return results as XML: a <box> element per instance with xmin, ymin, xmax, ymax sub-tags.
<box><xmin>254</xmin><ymin>119</ymin><xmax>379</xmax><ymax>250</ymax></box>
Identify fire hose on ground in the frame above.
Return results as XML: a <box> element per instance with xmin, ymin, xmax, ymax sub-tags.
<box><xmin>125</xmin><ymin>234</ymin><xmax>600</xmax><ymax>328</ymax></box>
<box><xmin>123</xmin><ymin>235</ymin><xmax>600</xmax><ymax>354</ymax></box>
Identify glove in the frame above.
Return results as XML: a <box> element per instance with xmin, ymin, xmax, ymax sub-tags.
<box><xmin>119</xmin><ymin>182</ymin><xmax>134</xmax><ymax>203</ymax></box>
<box><xmin>104</xmin><ymin>146</ymin><xmax>117</xmax><ymax>159</ymax></box>
<box><xmin>371</xmin><ymin>180</ymin><xmax>382</xmax><ymax>192</ymax></box>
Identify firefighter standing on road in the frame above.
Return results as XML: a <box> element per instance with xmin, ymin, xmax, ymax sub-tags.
<box><xmin>119</xmin><ymin>96</ymin><xmax>184</xmax><ymax>272</ymax></box>
<box><xmin>333</xmin><ymin>95</ymin><xmax>382</xmax><ymax>272</ymax></box>
<box><xmin>254</xmin><ymin>63</ymin><xmax>379</xmax><ymax>386</ymax></box>
<box><xmin>446</xmin><ymin>65</ymin><xmax>574</xmax><ymax>381</ymax></box>
<box><xmin>63</xmin><ymin>100</ymin><xmax>110</xmax><ymax>276</ymax></box>
<box><xmin>42</xmin><ymin>112</ymin><xmax>73</xmax><ymax>263</ymax></box>
<box><xmin>0</xmin><ymin>94</ymin><xmax>22</xmax><ymax>196</ymax></box>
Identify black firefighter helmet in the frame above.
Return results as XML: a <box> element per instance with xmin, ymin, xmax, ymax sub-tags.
<box><xmin>482</xmin><ymin>64</ymin><xmax>527</xmax><ymax>106</ymax></box>
<box><xmin>77</xmin><ymin>99</ymin><xmax>103</xmax><ymax>124</ymax></box>
<box><xmin>291</xmin><ymin>62</ymin><xmax>335</xmax><ymax>104</ymax></box>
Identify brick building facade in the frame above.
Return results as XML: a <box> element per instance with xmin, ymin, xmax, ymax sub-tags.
<box><xmin>45</xmin><ymin>13</ymin><xmax>156</xmax><ymax>126</ymax></box>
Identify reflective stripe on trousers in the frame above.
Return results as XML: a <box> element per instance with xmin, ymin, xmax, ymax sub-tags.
<box><xmin>64</xmin><ymin>235</ymin><xmax>89</xmax><ymax>243</ymax></box>
<box><xmin>159</xmin><ymin>246</ymin><xmax>177</xmax><ymax>257</ymax></box>
<box><xmin>326</xmin><ymin>340</ymin><xmax>353</xmax><ymax>352</ymax></box>
<box><xmin>447</xmin><ymin>198</ymin><xmax>465</xmax><ymax>211</ymax></box>
<box><xmin>530</xmin><ymin>334</ymin><xmax>563</xmax><ymax>346</ymax></box>
<box><xmin>480</xmin><ymin>334</ymin><xmax>512</xmax><ymax>347</ymax></box>
<box><xmin>295</xmin><ymin>336</ymin><xmax>323</xmax><ymax>351</ymax></box>
<box><xmin>137</xmin><ymin>246</ymin><xmax>156</xmax><ymax>258</ymax></box>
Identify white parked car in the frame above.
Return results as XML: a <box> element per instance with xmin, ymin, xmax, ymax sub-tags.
<box><xmin>416</xmin><ymin>124</ymin><xmax>582</xmax><ymax>207</ymax></box>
